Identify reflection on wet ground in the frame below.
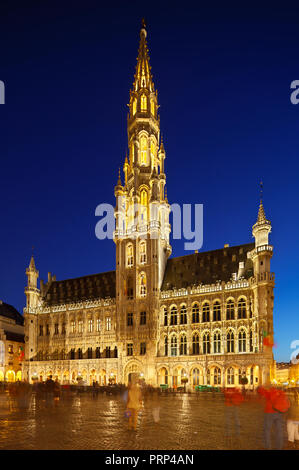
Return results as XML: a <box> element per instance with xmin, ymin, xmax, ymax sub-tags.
<box><xmin>0</xmin><ymin>389</ymin><xmax>288</xmax><ymax>450</ymax></box>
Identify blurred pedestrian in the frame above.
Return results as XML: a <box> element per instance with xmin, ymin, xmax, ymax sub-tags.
<box><xmin>257</xmin><ymin>385</ymin><xmax>290</xmax><ymax>450</ymax></box>
<box><xmin>223</xmin><ymin>387</ymin><xmax>244</xmax><ymax>446</ymax></box>
<box><xmin>126</xmin><ymin>380</ymin><xmax>142</xmax><ymax>431</ymax></box>
<box><xmin>151</xmin><ymin>389</ymin><xmax>161</xmax><ymax>424</ymax></box>
<box><xmin>54</xmin><ymin>378</ymin><xmax>61</xmax><ymax>405</ymax></box>
<box><xmin>286</xmin><ymin>389</ymin><xmax>299</xmax><ymax>449</ymax></box>
<box><xmin>45</xmin><ymin>375</ymin><xmax>55</xmax><ymax>407</ymax></box>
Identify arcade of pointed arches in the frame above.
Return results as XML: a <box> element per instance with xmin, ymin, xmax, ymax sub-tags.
<box><xmin>157</xmin><ymin>364</ymin><xmax>262</xmax><ymax>388</ymax></box>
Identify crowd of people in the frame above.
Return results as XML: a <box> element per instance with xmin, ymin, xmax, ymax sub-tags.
<box><xmin>0</xmin><ymin>377</ymin><xmax>298</xmax><ymax>450</ymax></box>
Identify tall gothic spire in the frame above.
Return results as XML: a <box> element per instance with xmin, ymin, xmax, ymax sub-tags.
<box><xmin>132</xmin><ymin>19</ymin><xmax>155</xmax><ymax>93</ymax></box>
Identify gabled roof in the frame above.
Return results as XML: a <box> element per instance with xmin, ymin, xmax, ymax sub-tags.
<box><xmin>161</xmin><ymin>243</ymin><xmax>255</xmax><ymax>291</ymax></box>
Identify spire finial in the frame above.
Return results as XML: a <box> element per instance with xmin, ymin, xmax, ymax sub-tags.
<box><xmin>260</xmin><ymin>180</ymin><xmax>263</xmax><ymax>202</ymax></box>
<box><xmin>117</xmin><ymin>167</ymin><xmax>122</xmax><ymax>186</ymax></box>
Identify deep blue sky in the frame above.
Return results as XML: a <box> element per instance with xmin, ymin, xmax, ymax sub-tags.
<box><xmin>0</xmin><ymin>1</ymin><xmax>298</xmax><ymax>362</ymax></box>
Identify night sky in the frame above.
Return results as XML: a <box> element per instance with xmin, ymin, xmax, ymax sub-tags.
<box><xmin>0</xmin><ymin>1</ymin><xmax>298</xmax><ymax>362</ymax></box>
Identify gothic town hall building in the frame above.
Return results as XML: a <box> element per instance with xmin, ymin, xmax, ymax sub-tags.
<box><xmin>23</xmin><ymin>23</ymin><xmax>275</xmax><ymax>389</ymax></box>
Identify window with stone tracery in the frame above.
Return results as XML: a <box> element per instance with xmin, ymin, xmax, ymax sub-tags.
<box><xmin>139</xmin><ymin>240</ymin><xmax>146</xmax><ymax>264</ymax></box>
<box><xmin>238</xmin><ymin>329</ymin><xmax>246</xmax><ymax>352</ymax></box>
<box><xmin>127</xmin><ymin>244</ymin><xmax>134</xmax><ymax>268</ymax></box>
<box><xmin>139</xmin><ymin>272</ymin><xmax>147</xmax><ymax>297</ymax></box>
<box><xmin>226</xmin><ymin>299</ymin><xmax>235</xmax><ymax>320</ymax></box>
<box><xmin>213</xmin><ymin>332</ymin><xmax>221</xmax><ymax>353</ymax></box>
<box><xmin>238</xmin><ymin>297</ymin><xmax>247</xmax><ymax>319</ymax></box>
<box><xmin>227</xmin><ymin>330</ymin><xmax>234</xmax><ymax>353</ymax></box>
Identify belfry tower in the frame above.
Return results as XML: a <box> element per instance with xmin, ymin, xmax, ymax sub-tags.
<box><xmin>114</xmin><ymin>20</ymin><xmax>171</xmax><ymax>383</ymax></box>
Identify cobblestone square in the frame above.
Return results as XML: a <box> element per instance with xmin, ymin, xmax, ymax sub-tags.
<box><xmin>0</xmin><ymin>388</ymin><xmax>291</xmax><ymax>450</ymax></box>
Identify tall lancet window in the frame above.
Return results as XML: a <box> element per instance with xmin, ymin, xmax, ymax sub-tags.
<box><xmin>140</xmin><ymin>189</ymin><xmax>148</xmax><ymax>223</ymax></box>
<box><xmin>141</xmin><ymin>94</ymin><xmax>147</xmax><ymax>111</ymax></box>
<box><xmin>132</xmin><ymin>98</ymin><xmax>137</xmax><ymax>116</ymax></box>
<box><xmin>126</xmin><ymin>244</ymin><xmax>134</xmax><ymax>268</ymax></box>
<box><xmin>139</xmin><ymin>272</ymin><xmax>147</xmax><ymax>297</ymax></box>
<box><xmin>151</xmin><ymin>100</ymin><xmax>155</xmax><ymax>117</ymax></box>
<box><xmin>139</xmin><ymin>240</ymin><xmax>146</xmax><ymax>264</ymax></box>
<box><xmin>150</xmin><ymin>140</ymin><xmax>156</xmax><ymax>167</ymax></box>
<box><xmin>140</xmin><ymin>136</ymin><xmax>147</xmax><ymax>165</ymax></box>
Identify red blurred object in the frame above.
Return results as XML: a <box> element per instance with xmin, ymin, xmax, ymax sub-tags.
<box><xmin>224</xmin><ymin>388</ymin><xmax>244</xmax><ymax>406</ymax></box>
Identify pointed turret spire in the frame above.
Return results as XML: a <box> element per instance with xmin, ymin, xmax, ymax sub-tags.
<box><xmin>29</xmin><ymin>254</ymin><xmax>36</xmax><ymax>271</ymax></box>
<box><xmin>255</xmin><ymin>182</ymin><xmax>270</xmax><ymax>226</ymax></box>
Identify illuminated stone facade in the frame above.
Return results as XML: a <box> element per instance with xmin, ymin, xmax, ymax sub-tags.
<box><xmin>23</xmin><ymin>22</ymin><xmax>275</xmax><ymax>389</ymax></box>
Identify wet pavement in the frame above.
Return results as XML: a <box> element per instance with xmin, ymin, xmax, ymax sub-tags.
<box><xmin>0</xmin><ymin>389</ymin><xmax>291</xmax><ymax>450</ymax></box>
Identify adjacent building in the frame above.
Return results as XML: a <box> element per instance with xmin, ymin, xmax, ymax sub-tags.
<box><xmin>0</xmin><ymin>301</ymin><xmax>25</xmax><ymax>382</ymax></box>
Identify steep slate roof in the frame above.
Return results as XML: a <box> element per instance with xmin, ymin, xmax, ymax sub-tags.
<box><xmin>42</xmin><ymin>243</ymin><xmax>255</xmax><ymax>305</ymax></box>
<box><xmin>161</xmin><ymin>243</ymin><xmax>255</xmax><ymax>291</ymax></box>
<box><xmin>43</xmin><ymin>271</ymin><xmax>116</xmax><ymax>306</ymax></box>
<box><xmin>0</xmin><ymin>302</ymin><xmax>24</xmax><ymax>325</ymax></box>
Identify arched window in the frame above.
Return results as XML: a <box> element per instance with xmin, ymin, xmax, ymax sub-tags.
<box><xmin>214</xmin><ymin>367</ymin><xmax>221</xmax><ymax>385</ymax></box>
<box><xmin>171</xmin><ymin>336</ymin><xmax>177</xmax><ymax>356</ymax></box>
<box><xmin>238</xmin><ymin>329</ymin><xmax>246</xmax><ymax>352</ymax></box>
<box><xmin>192</xmin><ymin>333</ymin><xmax>200</xmax><ymax>355</ymax></box>
<box><xmin>170</xmin><ymin>306</ymin><xmax>177</xmax><ymax>325</ymax></box>
<box><xmin>139</xmin><ymin>272</ymin><xmax>147</xmax><ymax>297</ymax></box>
<box><xmin>180</xmin><ymin>335</ymin><xmax>187</xmax><ymax>355</ymax></box>
<box><xmin>213</xmin><ymin>332</ymin><xmax>221</xmax><ymax>353</ymax></box>
<box><xmin>227</xmin><ymin>367</ymin><xmax>235</xmax><ymax>385</ymax></box>
<box><xmin>192</xmin><ymin>303</ymin><xmax>200</xmax><ymax>323</ymax></box>
<box><xmin>227</xmin><ymin>330</ymin><xmax>234</xmax><ymax>353</ymax></box>
<box><xmin>238</xmin><ymin>297</ymin><xmax>247</xmax><ymax>319</ymax></box>
<box><xmin>226</xmin><ymin>299</ymin><xmax>235</xmax><ymax>320</ymax></box>
<box><xmin>213</xmin><ymin>301</ymin><xmax>221</xmax><ymax>321</ymax></box>
<box><xmin>141</xmin><ymin>94</ymin><xmax>147</xmax><ymax>111</ymax></box>
<box><xmin>202</xmin><ymin>302</ymin><xmax>210</xmax><ymax>322</ymax></box>
<box><xmin>140</xmin><ymin>136</ymin><xmax>147</xmax><ymax>165</ymax></box>
<box><xmin>127</xmin><ymin>244</ymin><xmax>134</xmax><ymax>267</ymax></box>
<box><xmin>207</xmin><ymin>369</ymin><xmax>211</xmax><ymax>385</ymax></box>
<box><xmin>180</xmin><ymin>305</ymin><xmax>187</xmax><ymax>324</ymax></box>
<box><xmin>139</xmin><ymin>240</ymin><xmax>146</xmax><ymax>264</ymax></box>
<box><xmin>203</xmin><ymin>333</ymin><xmax>210</xmax><ymax>354</ymax></box>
